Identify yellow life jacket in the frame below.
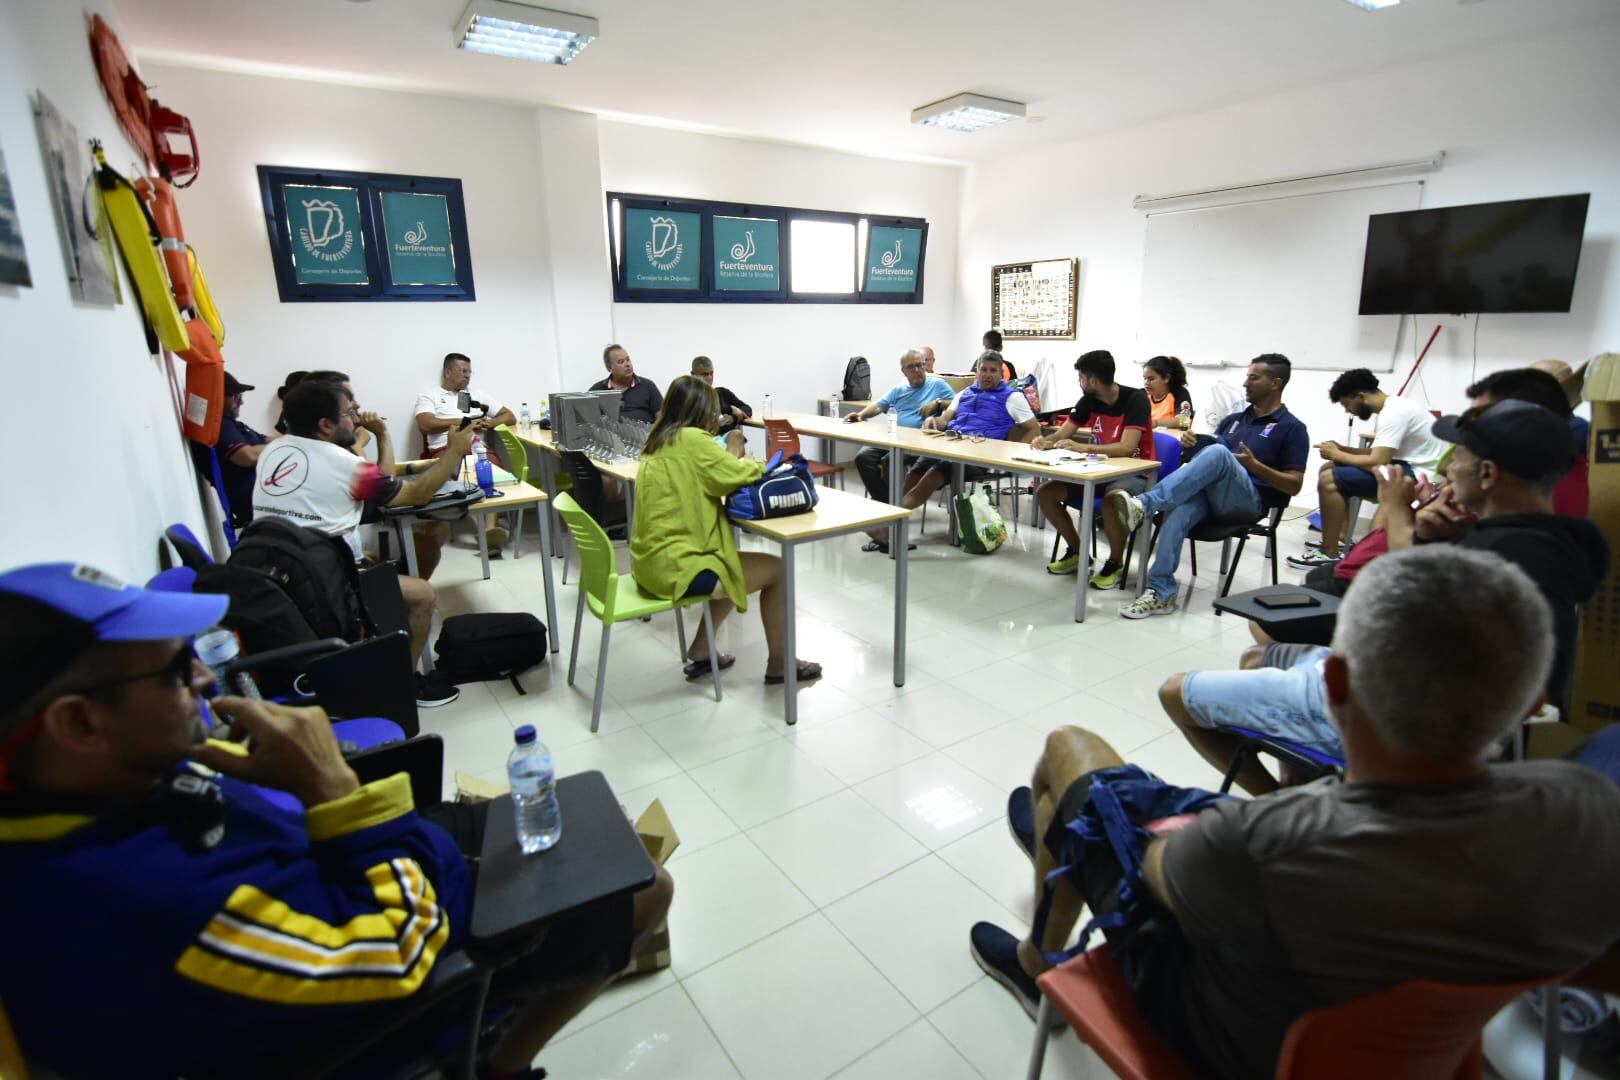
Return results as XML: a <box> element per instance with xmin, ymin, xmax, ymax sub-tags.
<box><xmin>188</xmin><ymin>247</ymin><xmax>225</xmax><ymax>346</ymax></box>
<box><xmin>93</xmin><ymin>145</ymin><xmax>188</xmax><ymax>352</ymax></box>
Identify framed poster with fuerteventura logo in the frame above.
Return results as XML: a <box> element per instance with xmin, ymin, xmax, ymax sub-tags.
<box><xmin>256</xmin><ymin>165</ymin><xmax>476</xmax><ymax>302</ymax></box>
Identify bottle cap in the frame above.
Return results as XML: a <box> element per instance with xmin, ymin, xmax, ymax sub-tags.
<box><xmin>514</xmin><ymin>724</ymin><xmax>537</xmax><ymax>744</ymax></box>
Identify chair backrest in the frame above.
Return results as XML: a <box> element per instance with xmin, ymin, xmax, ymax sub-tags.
<box><xmin>762</xmin><ymin>418</ymin><xmax>802</xmax><ymax>457</ymax></box>
<box><xmin>1152</xmin><ymin>431</ymin><xmax>1183</xmax><ymax>478</ymax></box>
<box><xmin>1277</xmin><ymin>974</ymin><xmax>1557</xmax><ymax>1079</ymax></box>
<box><xmin>306</xmin><ymin>630</ymin><xmax>420</xmax><ymax>737</ymax></box>
<box><xmin>490</xmin><ymin>425</ymin><xmax>529</xmax><ymax>486</ymax></box>
<box><xmin>358</xmin><ymin>562</ymin><xmax>411</xmax><ymax>638</ymax></box>
<box><xmin>560</xmin><ymin>450</ymin><xmax>612</xmax><ymax>520</ymax></box>
<box><xmin>553</xmin><ymin>493</ymin><xmax>619</xmax><ymax>618</ymax></box>
<box><xmin>1039</xmin><ymin>944</ymin><xmax>1194</xmax><ymax>1080</ymax></box>
<box><xmin>163</xmin><ymin>523</ymin><xmax>213</xmax><ymax>569</ymax></box>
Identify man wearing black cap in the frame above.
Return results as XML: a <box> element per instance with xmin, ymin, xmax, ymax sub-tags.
<box><xmin>216</xmin><ymin>372</ymin><xmax>274</xmax><ymax>526</ymax></box>
<box><xmin>1156</xmin><ymin>400</ymin><xmax>1609</xmax><ymax>793</ymax></box>
<box><xmin>0</xmin><ymin>563</ymin><xmax>672</xmax><ymax>1079</ymax></box>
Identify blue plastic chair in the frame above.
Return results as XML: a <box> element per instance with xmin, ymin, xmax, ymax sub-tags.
<box><xmin>1215</xmin><ymin>724</ymin><xmax>1345</xmax><ymax>793</ymax></box>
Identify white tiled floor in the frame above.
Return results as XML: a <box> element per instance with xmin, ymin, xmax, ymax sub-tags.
<box><xmin>414</xmin><ymin>499</ymin><xmax>1313</xmax><ymax>1078</ymax></box>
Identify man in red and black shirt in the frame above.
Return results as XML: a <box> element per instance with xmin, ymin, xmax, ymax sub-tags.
<box><xmin>1034</xmin><ymin>350</ymin><xmax>1157</xmax><ymax>586</ymax></box>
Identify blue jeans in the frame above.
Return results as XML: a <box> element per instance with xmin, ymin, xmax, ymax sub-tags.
<box><xmin>1136</xmin><ymin>444</ymin><xmax>1263</xmax><ymax>600</ymax></box>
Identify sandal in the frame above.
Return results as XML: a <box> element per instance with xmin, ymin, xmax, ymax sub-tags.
<box><xmin>860</xmin><ymin>539</ymin><xmax>917</xmax><ymax>553</ymax></box>
<box><xmin>682</xmin><ymin>653</ymin><xmax>735</xmax><ymax>680</ymax></box>
<box><xmin>764</xmin><ymin>660</ymin><xmax>823</xmax><ymax>685</ymax></box>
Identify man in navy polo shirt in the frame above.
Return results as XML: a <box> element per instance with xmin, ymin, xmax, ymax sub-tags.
<box><xmin>215</xmin><ymin>373</ymin><xmax>273</xmax><ymax>528</ymax></box>
<box><xmin>1108</xmin><ymin>353</ymin><xmax>1309</xmax><ymax>618</ymax></box>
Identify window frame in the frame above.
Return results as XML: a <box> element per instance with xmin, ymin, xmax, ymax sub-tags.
<box><xmin>606</xmin><ymin>191</ymin><xmax>926</xmax><ymax>305</ymax></box>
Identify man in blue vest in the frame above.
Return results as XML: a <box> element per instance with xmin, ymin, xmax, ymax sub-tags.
<box><xmin>862</xmin><ymin>351</ymin><xmax>1039</xmax><ymax>547</ymax></box>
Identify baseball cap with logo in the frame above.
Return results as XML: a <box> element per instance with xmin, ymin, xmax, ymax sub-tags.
<box><xmin>0</xmin><ymin>564</ymin><xmax>226</xmax><ymax>722</ymax></box>
<box><xmin>1431</xmin><ymin>400</ymin><xmax>1577</xmax><ymax>481</ymax></box>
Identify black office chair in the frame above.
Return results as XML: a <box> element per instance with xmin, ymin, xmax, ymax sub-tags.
<box><xmin>1186</xmin><ymin>504</ymin><xmax>1287</xmax><ymax>611</ymax></box>
<box><xmin>558</xmin><ymin>450</ymin><xmax>628</xmax><ymax>584</ymax></box>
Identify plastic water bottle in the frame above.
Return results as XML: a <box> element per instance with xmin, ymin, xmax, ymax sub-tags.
<box><xmin>1178</xmin><ymin>399</ymin><xmax>1193</xmax><ymax>431</ymax></box>
<box><xmin>519</xmin><ymin>402</ymin><xmax>532</xmax><ymax>432</ymax></box>
<box><xmin>888</xmin><ymin>409</ymin><xmax>899</xmax><ymax>437</ymax></box>
<box><xmin>194</xmin><ymin>627</ymin><xmax>262</xmax><ymax>700</ymax></box>
<box><xmin>763</xmin><ymin>393</ymin><xmax>773</xmax><ymax>419</ymax></box>
<box><xmin>474</xmin><ymin>442</ymin><xmax>496</xmax><ymax>496</ymax></box>
<box><xmin>831</xmin><ymin>390</ymin><xmax>841</xmax><ymax>417</ymax></box>
<box><xmin>508</xmin><ymin>725</ymin><xmax>561</xmax><ymax>854</ymax></box>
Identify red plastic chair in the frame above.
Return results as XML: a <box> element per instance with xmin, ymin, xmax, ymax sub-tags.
<box><xmin>762</xmin><ymin>418</ymin><xmax>844</xmax><ymax>488</ymax></box>
<box><xmin>1028</xmin><ymin>943</ymin><xmax>1560</xmax><ymax>1080</ymax></box>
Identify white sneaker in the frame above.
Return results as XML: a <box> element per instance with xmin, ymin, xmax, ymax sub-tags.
<box><xmin>1287</xmin><ymin>549</ymin><xmax>1339</xmax><ymax>569</ymax></box>
<box><xmin>1105</xmin><ymin>489</ymin><xmax>1145</xmax><ymax>533</ymax></box>
<box><xmin>1120</xmin><ymin>593</ymin><xmax>1177</xmax><ymax>619</ymax></box>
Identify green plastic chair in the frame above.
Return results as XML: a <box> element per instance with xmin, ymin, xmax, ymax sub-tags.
<box><xmin>553</xmin><ymin>493</ymin><xmax>722</xmax><ymax>731</ymax></box>
<box><xmin>486</xmin><ymin>425</ymin><xmax>539</xmax><ymax>556</ymax></box>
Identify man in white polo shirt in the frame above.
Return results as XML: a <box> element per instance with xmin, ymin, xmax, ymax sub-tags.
<box><xmin>1293</xmin><ymin>368</ymin><xmax>1446</xmax><ymax>568</ymax></box>
<box><xmin>414</xmin><ymin>352</ymin><xmax>516</xmax><ymax>566</ymax></box>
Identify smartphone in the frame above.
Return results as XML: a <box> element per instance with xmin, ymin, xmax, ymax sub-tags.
<box><xmin>457</xmin><ymin>390</ymin><xmax>472</xmax><ymax>413</ymax></box>
<box><xmin>1255</xmin><ymin>592</ymin><xmax>1322</xmax><ymax>611</ymax></box>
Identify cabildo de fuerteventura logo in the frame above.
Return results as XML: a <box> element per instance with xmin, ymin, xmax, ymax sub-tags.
<box><xmin>403</xmin><ymin>221</ymin><xmax>429</xmax><ymax>245</ymax></box>
<box><xmin>395</xmin><ymin>218</ymin><xmax>447</xmax><ymax>256</ymax></box>
<box><xmin>719</xmin><ymin>228</ymin><xmax>776</xmax><ymax>274</ymax></box>
<box><xmin>298</xmin><ymin>198</ymin><xmax>354</xmax><ymax>263</ymax></box>
<box><xmin>881</xmin><ymin>238</ymin><xmax>903</xmax><ymax>267</ymax></box>
<box><xmin>870</xmin><ymin>236</ymin><xmax>913</xmax><ymax>280</ymax></box>
<box><xmin>645</xmin><ymin>216</ymin><xmax>684</xmax><ymax>271</ymax></box>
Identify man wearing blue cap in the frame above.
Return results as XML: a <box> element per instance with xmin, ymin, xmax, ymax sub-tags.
<box><xmin>0</xmin><ymin>564</ymin><xmax>671</xmax><ymax>1079</ymax></box>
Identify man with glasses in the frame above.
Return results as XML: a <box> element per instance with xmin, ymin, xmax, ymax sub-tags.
<box><xmin>254</xmin><ymin>380</ymin><xmax>473</xmax><ymax>704</ymax></box>
<box><xmin>844</xmin><ymin>349</ymin><xmax>956</xmax><ymax>543</ymax></box>
<box><xmin>0</xmin><ymin>564</ymin><xmax>672</xmax><ymax>1078</ymax></box>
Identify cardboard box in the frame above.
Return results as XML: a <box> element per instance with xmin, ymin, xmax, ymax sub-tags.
<box><xmin>1571</xmin><ymin>353</ymin><xmax>1620</xmax><ymax>732</ymax></box>
<box><xmin>623</xmin><ymin>799</ymin><xmax>679</xmax><ymax>975</ymax></box>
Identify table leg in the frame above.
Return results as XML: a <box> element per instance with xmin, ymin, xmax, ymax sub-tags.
<box><xmin>949</xmin><ymin>462</ymin><xmax>965</xmax><ymax>547</ymax></box>
<box><xmin>888</xmin><ymin>446</ymin><xmax>903</xmax><ymax>553</ymax></box>
<box><xmin>539</xmin><ymin>450</ymin><xmax>562</xmax><ymax>557</ymax></box>
<box><xmin>782</xmin><ymin>542</ymin><xmax>798</xmax><ymax>727</ymax></box>
<box><xmin>396</xmin><ymin>517</ymin><xmax>433</xmax><ymax>674</ymax></box>
<box><xmin>1075</xmin><ymin>480</ymin><xmax>1096</xmax><ymax>623</ymax></box>
<box><xmin>626</xmin><ymin>484</ymin><xmax>636</xmax><ymax>536</ymax></box>
<box><xmin>476</xmin><ymin>514</ymin><xmax>491</xmax><ymax>580</ymax></box>
<box><xmin>537</xmin><ymin>500</ymin><xmax>560</xmax><ymax>653</ymax></box>
<box><xmin>893</xmin><ymin>517</ymin><xmax>908</xmax><ymax>688</ymax></box>
<box><xmin>1135</xmin><ymin>472</ymin><xmax>1158</xmax><ymax>598</ymax></box>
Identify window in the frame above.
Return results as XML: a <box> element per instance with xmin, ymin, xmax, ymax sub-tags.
<box><xmin>789</xmin><ymin>219</ymin><xmax>855</xmax><ymax>295</ymax></box>
<box><xmin>606</xmin><ymin>191</ymin><xmax>926</xmax><ymax>304</ymax></box>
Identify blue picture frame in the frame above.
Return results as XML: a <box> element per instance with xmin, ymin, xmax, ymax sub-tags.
<box><xmin>257</xmin><ymin>165</ymin><xmax>476</xmax><ymax>303</ymax></box>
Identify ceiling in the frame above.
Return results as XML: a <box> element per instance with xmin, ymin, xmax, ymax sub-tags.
<box><xmin>120</xmin><ymin>0</ymin><xmax>1620</xmax><ymax>166</ymax></box>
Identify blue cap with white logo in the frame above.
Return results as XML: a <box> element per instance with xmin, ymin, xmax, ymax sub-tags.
<box><xmin>0</xmin><ymin>564</ymin><xmax>227</xmax><ymax>719</ymax></box>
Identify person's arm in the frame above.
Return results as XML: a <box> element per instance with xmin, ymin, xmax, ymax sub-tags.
<box><xmin>728</xmin><ymin>388</ymin><xmax>753</xmax><ymax>419</ymax></box>
<box><xmin>360</xmin><ymin>412</ymin><xmax>395</xmax><ymax>475</ymax></box>
<box><xmin>1093</xmin><ymin>426</ymin><xmax>1145</xmax><ymax>458</ymax></box>
<box><xmin>416</xmin><ymin>412</ymin><xmax>461</xmax><ymax>435</ymax></box>
<box><xmin>1007</xmin><ymin>417</ymin><xmax>1041</xmax><ymax>444</ymax></box>
<box><xmin>692</xmin><ymin>432</ymin><xmax>766</xmax><ymax>497</ymax></box>
<box><xmin>1093</xmin><ymin>395</ymin><xmax>1151</xmax><ymax>457</ymax></box>
<box><xmin>1234</xmin><ymin>446</ymin><xmax>1305</xmax><ymax>497</ymax></box>
<box><xmin>1032</xmin><ymin>419</ymin><xmax>1081</xmax><ymax>451</ymax></box>
<box><xmin>918</xmin><ymin>396</ymin><xmax>953</xmax><ymax>420</ymax></box>
<box><xmin>1318</xmin><ymin>440</ymin><xmax>1394</xmax><ymax>470</ymax></box>
<box><xmin>846</xmin><ymin>401</ymin><xmax>882</xmax><ymax>422</ymax></box>
<box><xmin>1141</xmin><ymin>837</ymin><xmax>1177</xmax><ymax>913</ymax></box>
<box><xmin>227</xmin><ymin>443</ymin><xmax>267</xmax><ymax>468</ymax></box>
<box><xmin>923</xmin><ymin>393</ymin><xmax>961</xmax><ymax>431</ymax></box>
<box><xmin>389</xmin><ymin>425</ymin><xmax>476</xmax><ymax>506</ymax></box>
<box><xmin>478</xmin><ymin>405</ymin><xmax>516</xmax><ymax>430</ymax></box>
<box><xmin>1377</xmin><ymin>465</ymin><xmax>1423</xmax><ymax>550</ymax></box>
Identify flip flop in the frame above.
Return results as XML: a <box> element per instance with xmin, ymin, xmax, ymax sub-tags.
<box><xmin>682</xmin><ymin>653</ymin><xmax>735</xmax><ymax>680</ymax></box>
<box><xmin>860</xmin><ymin>540</ymin><xmax>917</xmax><ymax>553</ymax></box>
<box><xmin>764</xmin><ymin>660</ymin><xmax>823</xmax><ymax>685</ymax></box>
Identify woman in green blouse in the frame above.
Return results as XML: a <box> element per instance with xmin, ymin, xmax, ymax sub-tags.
<box><xmin>631</xmin><ymin>376</ymin><xmax>823</xmax><ymax>685</ymax></box>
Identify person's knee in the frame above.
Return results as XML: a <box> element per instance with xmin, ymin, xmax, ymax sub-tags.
<box><xmin>1318</xmin><ymin>467</ymin><xmax>1337</xmax><ymax>495</ymax></box>
<box><xmin>422</xmin><ymin>521</ymin><xmax>450</xmax><ymax>547</ymax></box>
<box><xmin>634</xmin><ymin>866</ymin><xmax>674</xmax><ymax>932</ymax></box>
<box><xmin>1159</xmin><ymin>674</ymin><xmax>1188</xmax><ymax>721</ymax></box>
<box><xmin>400</xmin><ymin>575</ymin><xmax>435</xmax><ymax>611</ymax></box>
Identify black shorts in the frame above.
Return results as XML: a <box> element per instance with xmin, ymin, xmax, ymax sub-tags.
<box><xmin>907</xmin><ymin>456</ymin><xmax>997</xmax><ymax>484</ymax></box>
<box><xmin>423</xmin><ymin>801</ymin><xmax>635</xmax><ymax>988</ymax></box>
<box><xmin>1039</xmin><ymin>771</ymin><xmax>1212</xmax><ymax>1073</ymax></box>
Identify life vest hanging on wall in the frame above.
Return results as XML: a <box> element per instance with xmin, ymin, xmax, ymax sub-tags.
<box><xmin>88</xmin><ymin>14</ymin><xmax>155</xmax><ymax>169</ymax></box>
<box><xmin>94</xmin><ymin>144</ymin><xmax>189</xmax><ymax>353</ymax></box>
<box><xmin>177</xmin><ymin>318</ymin><xmax>226</xmax><ymax>446</ymax></box>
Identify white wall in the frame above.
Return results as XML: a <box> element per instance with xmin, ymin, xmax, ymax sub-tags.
<box><xmin>0</xmin><ymin>2</ymin><xmax>209</xmax><ymax>577</ymax></box>
<box><xmin>139</xmin><ymin>62</ymin><xmax>565</xmax><ymax>458</ymax></box>
<box><xmin>957</xmin><ymin>23</ymin><xmax>1620</xmax><ymax>456</ymax></box>
<box><xmin>596</xmin><ymin>122</ymin><xmax>962</xmax><ymax>416</ymax></box>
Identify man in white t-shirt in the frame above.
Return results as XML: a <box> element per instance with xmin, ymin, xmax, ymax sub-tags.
<box><xmin>413</xmin><ymin>352</ymin><xmax>516</xmax><ymax>566</ymax></box>
<box><xmin>1294</xmin><ymin>368</ymin><xmax>1447</xmax><ymax>567</ymax></box>
<box><xmin>257</xmin><ymin>379</ymin><xmax>475</xmax><ymax>706</ymax></box>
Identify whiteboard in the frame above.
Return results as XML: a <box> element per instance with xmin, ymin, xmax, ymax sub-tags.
<box><xmin>1139</xmin><ymin>182</ymin><xmax>1422</xmax><ymax>372</ymax></box>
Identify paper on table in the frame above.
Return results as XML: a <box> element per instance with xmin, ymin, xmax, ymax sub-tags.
<box><xmin>1013</xmin><ymin>447</ymin><xmax>1086</xmax><ymax>465</ymax></box>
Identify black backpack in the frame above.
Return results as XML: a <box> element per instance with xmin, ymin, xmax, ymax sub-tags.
<box><xmin>189</xmin><ymin>562</ymin><xmax>319</xmax><ymax>697</ymax></box>
<box><xmin>434</xmin><ymin>613</ymin><xmax>548</xmax><ymax>692</ymax></box>
<box><xmin>228</xmin><ymin>517</ymin><xmax>367</xmax><ymax>643</ymax></box>
<box><xmin>842</xmin><ymin>356</ymin><xmax>871</xmax><ymax>401</ymax></box>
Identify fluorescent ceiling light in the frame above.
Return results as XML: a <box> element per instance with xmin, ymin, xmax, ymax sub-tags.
<box><xmin>454</xmin><ymin>0</ymin><xmax>598</xmax><ymax>65</ymax></box>
<box><xmin>911</xmin><ymin>93</ymin><xmax>1025</xmax><ymax>133</ymax></box>
<box><xmin>1341</xmin><ymin>0</ymin><xmax>1400</xmax><ymax>9</ymax></box>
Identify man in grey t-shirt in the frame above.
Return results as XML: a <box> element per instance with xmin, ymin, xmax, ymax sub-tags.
<box><xmin>970</xmin><ymin>546</ymin><xmax>1620</xmax><ymax>1078</ymax></box>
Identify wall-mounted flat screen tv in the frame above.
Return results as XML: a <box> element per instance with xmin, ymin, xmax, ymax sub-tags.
<box><xmin>1358</xmin><ymin>193</ymin><xmax>1589</xmax><ymax>315</ymax></box>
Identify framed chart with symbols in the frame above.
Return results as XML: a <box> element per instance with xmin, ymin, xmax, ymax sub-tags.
<box><xmin>991</xmin><ymin>258</ymin><xmax>1078</xmax><ymax>340</ymax></box>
